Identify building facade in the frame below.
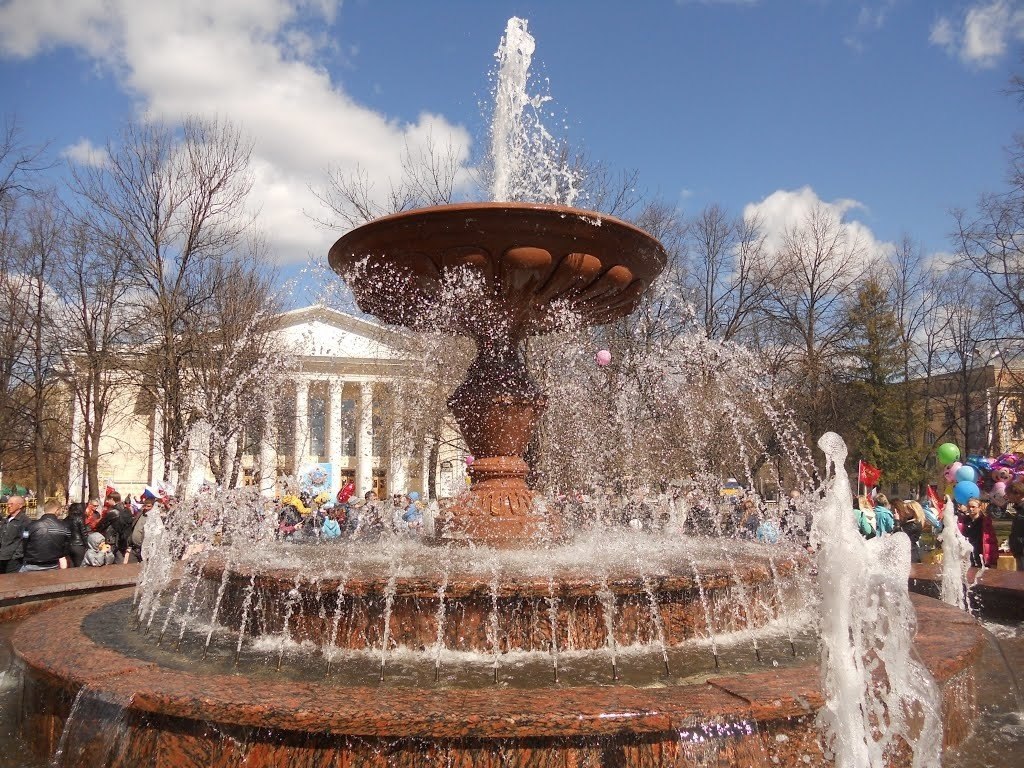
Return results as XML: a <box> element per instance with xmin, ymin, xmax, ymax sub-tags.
<box><xmin>67</xmin><ymin>305</ymin><xmax>469</xmax><ymax>502</ymax></box>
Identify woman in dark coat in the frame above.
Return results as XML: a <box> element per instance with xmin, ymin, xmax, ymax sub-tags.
<box><xmin>65</xmin><ymin>502</ymin><xmax>90</xmax><ymax>567</ymax></box>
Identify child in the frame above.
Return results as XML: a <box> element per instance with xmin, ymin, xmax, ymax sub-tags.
<box><xmin>83</xmin><ymin>532</ymin><xmax>115</xmax><ymax>567</ymax></box>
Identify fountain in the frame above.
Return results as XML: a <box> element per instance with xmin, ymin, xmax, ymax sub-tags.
<box><xmin>3</xmin><ymin>16</ymin><xmax>990</xmax><ymax>768</ymax></box>
<box><xmin>328</xmin><ymin>202</ymin><xmax>666</xmax><ymax>546</ymax></box>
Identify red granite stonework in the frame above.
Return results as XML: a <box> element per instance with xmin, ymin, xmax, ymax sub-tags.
<box><xmin>201</xmin><ymin>557</ymin><xmax>798</xmax><ymax>653</ymax></box>
<box><xmin>15</xmin><ymin>591</ymin><xmax>983</xmax><ymax>767</ymax></box>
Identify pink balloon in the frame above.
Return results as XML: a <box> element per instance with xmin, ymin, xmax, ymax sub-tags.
<box><xmin>992</xmin><ymin>466</ymin><xmax>1013</xmax><ymax>483</ymax></box>
<box><xmin>465</xmin><ymin>455</ymin><xmax>475</xmax><ymax>466</ymax></box>
<box><xmin>991</xmin><ymin>481</ymin><xmax>1008</xmax><ymax>506</ymax></box>
<box><xmin>944</xmin><ymin>461</ymin><xmax>962</xmax><ymax>484</ymax></box>
<box><xmin>596</xmin><ymin>349</ymin><xmax>612</xmax><ymax>367</ymax></box>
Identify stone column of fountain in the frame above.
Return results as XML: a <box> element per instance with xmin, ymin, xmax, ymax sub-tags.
<box><xmin>328</xmin><ymin>202</ymin><xmax>668</xmax><ymax>547</ymax></box>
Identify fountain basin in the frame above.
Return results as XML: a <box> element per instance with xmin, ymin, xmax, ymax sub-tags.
<box><xmin>16</xmin><ymin>591</ymin><xmax>981</xmax><ymax>767</ymax></box>
<box><xmin>198</xmin><ymin>550</ymin><xmax>800</xmax><ymax>654</ymax></box>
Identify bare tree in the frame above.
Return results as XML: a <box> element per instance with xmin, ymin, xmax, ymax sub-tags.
<box><xmin>0</xmin><ymin>115</ymin><xmax>51</xmax><ymax>206</ymax></box>
<box><xmin>684</xmin><ymin>204</ymin><xmax>775</xmax><ymax>341</ymax></box>
<box><xmin>940</xmin><ymin>268</ymin><xmax>998</xmax><ymax>454</ymax></box>
<box><xmin>310</xmin><ymin>133</ymin><xmax>465</xmax><ymax>230</ymax></box>
<box><xmin>71</xmin><ymin>117</ymin><xmax>256</xmax><ymax>490</ymax></box>
<box><xmin>763</xmin><ymin>203</ymin><xmax>871</xmax><ymax>442</ymax></box>
<box><xmin>51</xmin><ymin>215</ymin><xmax>139</xmax><ymax>500</ymax></box>
<box><xmin>186</xmin><ymin>244</ymin><xmax>283</xmax><ymax>488</ymax></box>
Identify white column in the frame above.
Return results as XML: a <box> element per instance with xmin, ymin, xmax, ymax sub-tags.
<box><xmin>68</xmin><ymin>393</ymin><xmax>85</xmax><ymax>502</ymax></box>
<box><xmin>386</xmin><ymin>385</ymin><xmax>408</xmax><ymax>494</ymax></box>
<box><xmin>355</xmin><ymin>381</ymin><xmax>374</xmax><ymax>496</ymax></box>
<box><xmin>294</xmin><ymin>379</ymin><xmax>310</xmax><ymax>474</ymax></box>
<box><xmin>259</xmin><ymin>400</ymin><xmax>278</xmax><ymax>497</ymax></box>
<box><xmin>328</xmin><ymin>378</ymin><xmax>344</xmax><ymax>493</ymax></box>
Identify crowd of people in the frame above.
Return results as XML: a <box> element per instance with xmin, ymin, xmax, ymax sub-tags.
<box><xmin>852</xmin><ymin>480</ymin><xmax>1024</xmax><ymax>570</ymax></box>
<box><xmin>275</xmin><ymin>482</ymin><xmax>427</xmax><ymax>542</ymax></box>
<box><xmin>0</xmin><ymin>490</ymin><xmax>158</xmax><ymax>573</ymax></box>
<box><xmin>1</xmin><ymin>476</ymin><xmax>1023</xmax><ymax>574</ymax></box>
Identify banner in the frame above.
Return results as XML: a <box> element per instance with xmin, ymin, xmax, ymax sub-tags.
<box><xmin>858</xmin><ymin>460</ymin><xmax>882</xmax><ymax>489</ymax></box>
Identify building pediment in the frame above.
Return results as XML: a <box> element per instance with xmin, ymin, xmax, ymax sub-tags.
<box><xmin>276</xmin><ymin>304</ymin><xmax>412</xmax><ymax>361</ymax></box>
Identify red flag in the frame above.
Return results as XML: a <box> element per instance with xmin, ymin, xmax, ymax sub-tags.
<box><xmin>858</xmin><ymin>460</ymin><xmax>882</xmax><ymax>489</ymax></box>
<box><xmin>926</xmin><ymin>484</ymin><xmax>943</xmax><ymax>512</ymax></box>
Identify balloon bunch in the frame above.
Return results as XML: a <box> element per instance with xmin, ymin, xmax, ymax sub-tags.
<box><xmin>935</xmin><ymin>442</ymin><xmax>1024</xmax><ymax>507</ymax></box>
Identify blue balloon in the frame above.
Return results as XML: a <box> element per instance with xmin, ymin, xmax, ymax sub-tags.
<box><xmin>953</xmin><ymin>480</ymin><xmax>981</xmax><ymax>506</ymax></box>
<box><xmin>955</xmin><ymin>465</ymin><xmax>977</xmax><ymax>483</ymax></box>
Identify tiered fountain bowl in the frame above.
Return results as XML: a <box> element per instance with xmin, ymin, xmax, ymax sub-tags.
<box><xmin>12</xmin><ymin>203</ymin><xmax>984</xmax><ymax>768</ymax></box>
<box><xmin>328</xmin><ymin>202</ymin><xmax>668</xmax><ymax>547</ymax></box>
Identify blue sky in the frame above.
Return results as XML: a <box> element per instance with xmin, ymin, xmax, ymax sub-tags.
<box><xmin>0</xmin><ymin>0</ymin><xmax>1022</xmax><ymax>281</ymax></box>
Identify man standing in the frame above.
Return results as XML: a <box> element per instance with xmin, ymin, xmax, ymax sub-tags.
<box><xmin>20</xmin><ymin>500</ymin><xmax>70</xmax><ymax>572</ymax></box>
<box><xmin>0</xmin><ymin>496</ymin><xmax>28</xmax><ymax>573</ymax></box>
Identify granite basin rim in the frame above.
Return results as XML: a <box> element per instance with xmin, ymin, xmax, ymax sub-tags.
<box><xmin>13</xmin><ymin>590</ymin><xmax>983</xmax><ymax>742</ymax></box>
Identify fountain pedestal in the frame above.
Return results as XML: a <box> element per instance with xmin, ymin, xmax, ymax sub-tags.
<box><xmin>329</xmin><ymin>203</ymin><xmax>668</xmax><ymax>548</ymax></box>
<box><xmin>442</xmin><ymin>335</ymin><xmax>551</xmax><ymax>545</ymax></box>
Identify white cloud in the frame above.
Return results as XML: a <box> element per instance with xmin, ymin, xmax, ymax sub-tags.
<box><xmin>930</xmin><ymin>1</ymin><xmax>1024</xmax><ymax>68</ymax></box>
<box><xmin>61</xmin><ymin>138</ymin><xmax>107</xmax><ymax>167</ymax></box>
<box><xmin>929</xmin><ymin>17</ymin><xmax>956</xmax><ymax>48</ymax></box>
<box><xmin>845</xmin><ymin>1</ymin><xmax>898</xmax><ymax>52</ymax></box>
<box><xmin>0</xmin><ymin>0</ymin><xmax>472</xmax><ymax>263</ymax></box>
<box><xmin>743</xmin><ymin>186</ymin><xmax>892</xmax><ymax>264</ymax></box>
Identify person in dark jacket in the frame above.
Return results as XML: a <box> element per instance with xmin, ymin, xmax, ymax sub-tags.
<box><xmin>893</xmin><ymin>499</ymin><xmax>923</xmax><ymax>564</ymax></box>
<box><xmin>0</xmin><ymin>496</ymin><xmax>28</xmax><ymax>573</ymax></box>
<box><xmin>20</xmin><ymin>500</ymin><xmax>71</xmax><ymax>571</ymax></box>
<box><xmin>97</xmin><ymin>492</ymin><xmax>132</xmax><ymax>561</ymax></box>
<box><xmin>65</xmin><ymin>502</ymin><xmax>90</xmax><ymax>567</ymax></box>
<box><xmin>1006</xmin><ymin>481</ymin><xmax>1024</xmax><ymax>571</ymax></box>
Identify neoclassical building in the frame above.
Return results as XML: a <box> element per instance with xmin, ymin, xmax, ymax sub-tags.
<box><xmin>67</xmin><ymin>304</ymin><xmax>469</xmax><ymax>502</ymax></box>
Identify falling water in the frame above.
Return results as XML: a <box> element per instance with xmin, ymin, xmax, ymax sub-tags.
<box><xmin>276</xmin><ymin>577</ymin><xmax>303</xmax><ymax>672</ymax></box>
<box><xmin>596</xmin><ymin>578</ymin><xmax>619</xmax><ymax>680</ymax></box>
<box><xmin>50</xmin><ymin>686</ymin><xmax>88</xmax><ymax>767</ymax></box>
<box><xmin>487</xmin><ymin>567</ymin><xmax>502</xmax><ymax>683</ymax></box>
<box><xmin>202</xmin><ymin>559</ymin><xmax>233</xmax><ymax>660</ymax></box>
<box><xmin>174</xmin><ymin>559</ymin><xmax>209</xmax><ymax>651</ymax></box>
<box><xmin>433</xmin><ymin>566</ymin><xmax>449</xmax><ymax>682</ymax></box>
<box><xmin>488</xmin><ymin>17</ymin><xmax>581</xmax><ymax>205</ymax></box>
<box><xmin>765</xmin><ymin>553</ymin><xmax>798</xmax><ymax>656</ymax></box>
<box><xmin>326</xmin><ymin>565</ymin><xmax>351</xmax><ymax>675</ymax></box>
<box><xmin>639</xmin><ymin>572</ymin><xmax>671</xmax><ymax>677</ymax></box>
<box><xmin>157</xmin><ymin>573</ymin><xmax>187</xmax><ymax>647</ymax></box>
<box><xmin>939</xmin><ymin>495</ymin><xmax>974</xmax><ymax>610</ymax></box>
<box><xmin>234</xmin><ymin>573</ymin><xmax>258</xmax><ymax>666</ymax></box>
<box><xmin>721</xmin><ymin>550</ymin><xmax>760</xmax><ymax>662</ymax></box>
<box><xmin>379</xmin><ymin>568</ymin><xmax>400</xmax><ymax>681</ymax></box>
<box><xmin>687</xmin><ymin>553</ymin><xmax>720</xmax><ymax>667</ymax></box>
<box><xmin>814</xmin><ymin>431</ymin><xmax>942</xmax><ymax>768</ymax></box>
<box><xmin>546</xmin><ymin>577</ymin><xmax>560</xmax><ymax>683</ymax></box>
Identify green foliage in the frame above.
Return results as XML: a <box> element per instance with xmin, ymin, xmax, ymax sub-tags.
<box><xmin>842</xmin><ymin>278</ymin><xmax>921</xmax><ymax>485</ymax></box>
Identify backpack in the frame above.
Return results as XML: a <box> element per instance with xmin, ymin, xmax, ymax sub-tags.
<box><xmin>131</xmin><ymin>513</ymin><xmax>146</xmax><ymax>547</ymax></box>
<box><xmin>857</xmin><ymin>510</ymin><xmax>876</xmax><ymax>539</ymax></box>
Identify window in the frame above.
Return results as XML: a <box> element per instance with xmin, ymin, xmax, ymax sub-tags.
<box><xmin>924</xmin><ymin>430</ymin><xmax>936</xmax><ymax>446</ymax></box>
